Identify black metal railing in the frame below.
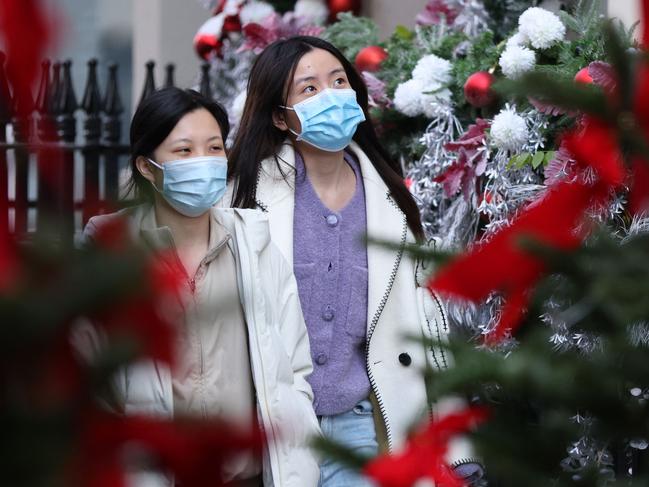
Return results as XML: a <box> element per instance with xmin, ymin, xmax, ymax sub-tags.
<box><xmin>0</xmin><ymin>54</ymin><xmax>214</xmax><ymax>236</ymax></box>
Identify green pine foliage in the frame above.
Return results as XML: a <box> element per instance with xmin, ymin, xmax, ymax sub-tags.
<box><xmin>317</xmin><ymin>5</ymin><xmax>649</xmax><ymax>484</ymax></box>
<box><xmin>368</xmin><ymin>0</ymin><xmax>621</xmax><ymax>163</ymax></box>
<box><xmin>379</xmin><ymin>26</ymin><xmax>421</xmax><ymax>97</ymax></box>
<box><xmin>322</xmin><ymin>12</ymin><xmax>380</xmax><ymax>62</ymax></box>
<box><xmin>452</xmin><ymin>30</ymin><xmax>501</xmax><ymax>114</ymax></box>
<box><xmin>422</xmin><ymin>230</ymin><xmax>649</xmax><ymax>486</ymax></box>
<box><xmin>0</xmin><ymin>234</ymin><xmax>156</xmax><ymax>486</ymax></box>
<box><xmin>420</xmin><ymin>26</ymin><xmax>467</xmax><ymax>60</ymax></box>
<box><xmin>483</xmin><ymin>0</ymin><xmax>537</xmax><ymax>40</ymax></box>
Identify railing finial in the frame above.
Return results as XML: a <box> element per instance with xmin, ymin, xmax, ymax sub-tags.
<box><xmin>165</xmin><ymin>63</ymin><xmax>175</xmax><ymax>88</ymax></box>
<box><xmin>138</xmin><ymin>60</ymin><xmax>156</xmax><ymax>106</ymax></box>
<box><xmin>81</xmin><ymin>58</ymin><xmax>102</xmax><ymax>115</ymax></box>
<box><xmin>199</xmin><ymin>62</ymin><xmax>212</xmax><ymax>99</ymax></box>
<box><xmin>49</xmin><ymin>62</ymin><xmax>62</xmax><ymax>115</ymax></box>
<box><xmin>55</xmin><ymin>59</ymin><xmax>78</xmax><ymax>143</ymax></box>
<box><xmin>103</xmin><ymin>63</ymin><xmax>123</xmax><ymax>144</ymax></box>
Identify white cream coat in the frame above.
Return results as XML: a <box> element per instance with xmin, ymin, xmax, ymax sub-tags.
<box><xmin>82</xmin><ymin>207</ymin><xmax>321</xmax><ymax>487</ymax></box>
<box><xmin>222</xmin><ymin>141</ymin><xmax>474</xmax><ymax>464</ymax></box>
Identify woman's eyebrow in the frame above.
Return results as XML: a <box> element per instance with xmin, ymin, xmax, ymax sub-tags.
<box><xmin>170</xmin><ymin>138</ymin><xmax>192</xmax><ymax>144</ymax></box>
<box><xmin>294</xmin><ymin>68</ymin><xmax>346</xmax><ymax>86</ymax></box>
<box><xmin>294</xmin><ymin>75</ymin><xmax>316</xmax><ymax>86</ymax></box>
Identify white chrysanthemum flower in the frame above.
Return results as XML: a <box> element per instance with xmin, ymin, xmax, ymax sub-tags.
<box><xmin>411</xmin><ymin>54</ymin><xmax>452</xmax><ymax>90</ymax></box>
<box><xmin>223</xmin><ymin>0</ymin><xmax>246</xmax><ymax>16</ymax></box>
<box><xmin>231</xmin><ymin>90</ymin><xmax>247</xmax><ymax>124</ymax></box>
<box><xmin>239</xmin><ymin>1</ymin><xmax>275</xmax><ymax>25</ymax></box>
<box><xmin>490</xmin><ymin>107</ymin><xmax>529</xmax><ymax>152</ymax></box>
<box><xmin>196</xmin><ymin>14</ymin><xmax>225</xmax><ymax>37</ymax></box>
<box><xmin>499</xmin><ymin>44</ymin><xmax>536</xmax><ymax>79</ymax></box>
<box><xmin>518</xmin><ymin>7</ymin><xmax>566</xmax><ymax>50</ymax></box>
<box><xmin>394</xmin><ymin>78</ymin><xmax>452</xmax><ymax>118</ymax></box>
<box><xmin>294</xmin><ymin>0</ymin><xmax>329</xmax><ymax>25</ymax></box>
<box><xmin>506</xmin><ymin>30</ymin><xmax>528</xmax><ymax>49</ymax></box>
<box><xmin>394</xmin><ymin>78</ymin><xmax>425</xmax><ymax>117</ymax></box>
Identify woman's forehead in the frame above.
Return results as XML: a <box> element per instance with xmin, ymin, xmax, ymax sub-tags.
<box><xmin>165</xmin><ymin>109</ymin><xmax>222</xmax><ymax>141</ymax></box>
<box><xmin>293</xmin><ymin>49</ymin><xmax>344</xmax><ymax>80</ymax></box>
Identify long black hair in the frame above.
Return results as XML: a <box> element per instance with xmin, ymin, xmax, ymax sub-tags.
<box><xmin>127</xmin><ymin>87</ymin><xmax>230</xmax><ymax>202</ymax></box>
<box><xmin>228</xmin><ymin>36</ymin><xmax>424</xmax><ymax>241</ymax></box>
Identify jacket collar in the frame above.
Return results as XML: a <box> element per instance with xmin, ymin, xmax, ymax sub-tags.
<box><xmin>256</xmin><ymin>140</ymin><xmax>408</xmax><ymax>324</ymax></box>
<box><xmin>212</xmin><ymin>208</ymin><xmax>272</xmax><ymax>255</ymax></box>
<box><xmin>132</xmin><ymin>205</ymin><xmax>231</xmax><ymax>266</ymax></box>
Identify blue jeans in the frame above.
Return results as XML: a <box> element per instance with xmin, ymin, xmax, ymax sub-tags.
<box><xmin>318</xmin><ymin>398</ymin><xmax>379</xmax><ymax>487</ymax></box>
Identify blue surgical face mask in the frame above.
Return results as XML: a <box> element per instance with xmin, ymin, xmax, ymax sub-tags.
<box><xmin>147</xmin><ymin>155</ymin><xmax>228</xmax><ymax>217</ymax></box>
<box><xmin>281</xmin><ymin>88</ymin><xmax>366</xmax><ymax>152</ymax></box>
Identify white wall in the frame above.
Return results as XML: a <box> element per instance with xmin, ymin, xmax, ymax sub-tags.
<box><xmin>132</xmin><ymin>0</ymin><xmax>209</xmax><ymax>110</ymax></box>
<box><xmin>361</xmin><ymin>0</ymin><xmax>421</xmax><ymax>39</ymax></box>
<box><xmin>608</xmin><ymin>0</ymin><xmax>642</xmax><ymax>37</ymax></box>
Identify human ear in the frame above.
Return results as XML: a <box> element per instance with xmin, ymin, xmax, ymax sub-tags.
<box><xmin>272</xmin><ymin>109</ymin><xmax>288</xmax><ymax>132</ymax></box>
<box><xmin>135</xmin><ymin>155</ymin><xmax>156</xmax><ymax>184</ymax></box>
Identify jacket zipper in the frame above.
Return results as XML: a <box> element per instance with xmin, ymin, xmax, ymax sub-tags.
<box><xmin>423</xmin><ymin>292</ymin><xmax>449</xmax><ymax>371</ymax></box>
<box><xmin>185</xmin><ymin>239</ymin><xmax>231</xmax><ymax>418</ymax></box>
<box><xmin>365</xmin><ymin>194</ymin><xmax>407</xmax><ymax>452</ymax></box>
<box><xmin>254</xmin><ymin>162</ymin><xmax>269</xmax><ymax>212</ymax></box>
<box><xmin>422</xmin><ymin>292</ymin><xmax>449</xmax><ymax>419</ymax></box>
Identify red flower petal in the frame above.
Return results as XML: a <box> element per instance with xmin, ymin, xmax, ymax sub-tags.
<box><xmin>364</xmin><ymin>407</ymin><xmax>487</xmax><ymax>487</ymax></box>
<box><xmin>434</xmin><ymin>163</ymin><xmax>467</xmax><ymax>198</ymax></box>
<box><xmin>429</xmin><ymin>181</ymin><xmax>596</xmax><ymax>302</ymax></box>
<box><xmin>0</xmin><ymin>0</ymin><xmax>59</xmax><ymax>116</ymax></box>
<box><xmin>76</xmin><ymin>412</ymin><xmax>263</xmax><ymax>487</ymax></box>
<box><xmin>485</xmin><ymin>287</ymin><xmax>530</xmax><ymax>345</ymax></box>
<box><xmin>563</xmin><ymin>118</ymin><xmax>625</xmax><ymax>188</ymax></box>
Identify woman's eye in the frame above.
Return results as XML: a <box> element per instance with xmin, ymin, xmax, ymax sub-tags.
<box><xmin>303</xmin><ymin>85</ymin><xmax>317</xmax><ymax>94</ymax></box>
<box><xmin>210</xmin><ymin>145</ymin><xmax>223</xmax><ymax>152</ymax></box>
<box><xmin>334</xmin><ymin>78</ymin><xmax>347</xmax><ymax>86</ymax></box>
<box><xmin>176</xmin><ymin>147</ymin><xmax>191</xmax><ymax>153</ymax></box>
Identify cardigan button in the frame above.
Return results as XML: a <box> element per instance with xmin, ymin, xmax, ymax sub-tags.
<box><xmin>316</xmin><ymin>353</ymin><xmax>328</xmax><ymax>365</ymax></box>
<box><xmin>326</xmin><ymin>214</ymin><xmax>339</xmax><ymax>227</ymax></box>
<box><xmin>322</xmin><ymin>307</ymin><xmax>335</xmax><ymax>321</ymax></box>
<box><xmin>398</xmin><ymin>353</ymin><xmax>412</xmax><ymax>366</ymax></box>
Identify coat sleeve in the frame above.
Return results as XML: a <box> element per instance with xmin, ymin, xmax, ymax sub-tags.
<box><xmin>273</xmin><ymin>245</ymin><xmax>316</xmax><ymax>402</ymax></box>
<box><xmin>269</xmin><ymin>242</ymin><xmax>322</xmax><ymax>484</ymax></box>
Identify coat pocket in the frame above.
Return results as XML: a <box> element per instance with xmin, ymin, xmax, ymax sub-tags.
<box><xmin>345</xmin><ymin>266</ymin><xmax>369</xmax><ymax>339</ymax></box>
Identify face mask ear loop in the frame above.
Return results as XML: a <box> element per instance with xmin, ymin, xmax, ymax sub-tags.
<box><xmin>277</xmin><ymin>105</ymin><xmax>303</xmax><ymax>139</ymax></box>
<box><xmin>288</xmin><ymin>128</ymin><xmax>303</xmax><ymax>140</ymax></box>
<box><xmin>146</xmin><ymin>158</ymin><xmax>164</xmax><ymax>193</ymax></box>
<box><xmin>147</xmin><ymin>157</ymin><xmax>163</xmax><ymax>170</ymax></box>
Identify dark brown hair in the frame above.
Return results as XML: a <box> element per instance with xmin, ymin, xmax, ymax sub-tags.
<box><xmin>228</xmin><ymin>36</ymin><xmax>424</xmax><ymax>240</ymax></box>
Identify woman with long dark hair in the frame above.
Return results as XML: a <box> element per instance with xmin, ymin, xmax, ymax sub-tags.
<box><xmin>83</xmin><ymin>87</ymin><xmax>321</xmax><ymax>486</ymax></box>
<box><xmin>225</xmin><ymin>37</ymin><xmax>481</xmax><ymax>486</ymax></box>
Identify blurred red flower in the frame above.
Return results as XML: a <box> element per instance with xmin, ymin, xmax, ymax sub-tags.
<box><xmin>364</xmin><ymin>407</ymin><xmax>488</xmax><ymax>487</ymax></box>
<box><xmin>76</xmin><ymin>412</ymin><xmax>263</xmax><ymax>487</ymax></box>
